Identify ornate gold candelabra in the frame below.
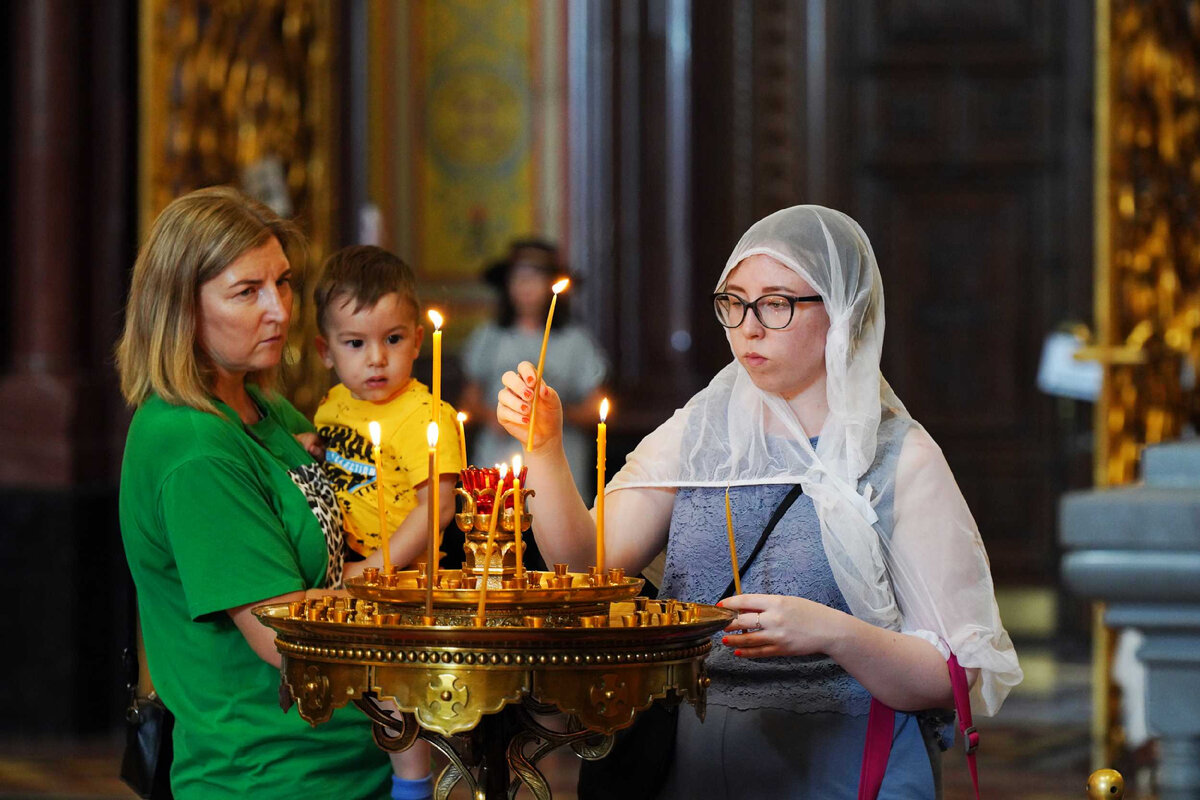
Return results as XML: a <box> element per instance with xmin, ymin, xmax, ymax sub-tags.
<box><xmin>255</xmin><ymin>478</ymin><xmax>732</xmax><ymax>800</ymax></box>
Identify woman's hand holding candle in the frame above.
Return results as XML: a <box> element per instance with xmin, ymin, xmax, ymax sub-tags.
<box><xmin>497</xmin><ymin>361</ymin><xmax>564</xmax><ymax>454</ymax></box>
<box><xmin>492</xmin><ymin>362</ymin><xmax>676</xmax><ymax>576</ymax></box>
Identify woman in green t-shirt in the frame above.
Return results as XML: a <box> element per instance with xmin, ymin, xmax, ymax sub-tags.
<box><xmin>115</xmin><ymin>187</ymin><xmax>399</xmax><ymax>799</ymax></box>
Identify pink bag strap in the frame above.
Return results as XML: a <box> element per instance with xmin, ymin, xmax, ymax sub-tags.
<box><xmin>857</xmin><ymin>699</ymin><xmax>895</xmax><ymax>800</ymax></box>
<box><xmin>947</xmin><ymin>654</ymin><xmax>980</xmax><ymax>799</ymax></box>
<box><xmin>856</xmin><ymin>654</ymin><xmax>979</xmax><ymax>800</ymax></box>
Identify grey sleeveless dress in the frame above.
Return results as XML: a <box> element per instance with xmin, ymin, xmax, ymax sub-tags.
<box><xmin>657</xmin><ymin>415</ymin><xmax>945</xmax><ymax>799</ymax></box>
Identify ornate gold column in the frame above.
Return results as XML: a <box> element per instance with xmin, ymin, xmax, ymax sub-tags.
<box><xmin>139</xmin><ymin>0</ymin><xmax>338</xmax><ymax>413</ymax></box>
<box><xmin>1086</xmin><ymin>0</ymin><xmax>1200</xmax><ymax>769</ymax></box>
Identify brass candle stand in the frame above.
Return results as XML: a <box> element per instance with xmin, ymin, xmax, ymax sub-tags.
<box><xmin>254</xmin><ymin>480</ymin><xmax>733</xmax><ymax>800</ymax></box>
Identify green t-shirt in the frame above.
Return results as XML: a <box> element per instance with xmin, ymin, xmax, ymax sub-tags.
<box><xmin>119</xmin><ymin>387</ymin><xmax>391</xmax><ymax>799</ymax></box>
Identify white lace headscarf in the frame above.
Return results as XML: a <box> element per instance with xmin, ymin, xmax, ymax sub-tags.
<box><xmin>608</xmin><ymin>205</ymin><xmax>1021</xmax><ymax>715</ymax></box>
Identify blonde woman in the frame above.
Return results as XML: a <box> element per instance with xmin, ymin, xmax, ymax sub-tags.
<box><xmin>116</xmin><ymin>187</ymin><xmax>396</xmax><ymax>798</ymax></box>
<box><xmin>496</xmin><ymin>206</ymin><xmax>1021</xmax><ymax>798</ymax></box>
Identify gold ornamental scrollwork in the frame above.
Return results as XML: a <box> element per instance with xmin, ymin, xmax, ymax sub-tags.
<box><xmin>1086</xmin><ymin>0</ymin><xmax>1200</xmax><ymax>772</ymax></box>
<box><xmin>1092</xmin><ymin>0</ymin><xmax>1200</xmax><ymax>486</ymax></box>
<box><xmin>298</xmin><ymin>665</ymin><xmax>330</xmax><ymax>715</ymax></box>
<box><xmin>373</xmin><ymin>664</ymin><xmax>529</xmax><ymax>737</ymax></box>
<box><xmin>588</xmin><ymin>673</ymin><xmax>631</xmax><ymax>719</ymax></box>
<box><xmin>423</xmin><ymin>673</ymin><xmax>471</xmax><ymax>722</ymax></box>
<box><xmin>280</xmin><ymin>658</ymin><xmax>370</xmax><ymax>726</ymax></box>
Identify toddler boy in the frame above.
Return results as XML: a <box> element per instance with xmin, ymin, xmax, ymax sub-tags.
<box><xmin>313</xmin><ymin>245</ymin><xmax>462</xmax><ymax>571</ymax></box>
<box><xmin>312</xmin><ymin>245</ymin><xmax>463</xmax><ymax>799</ymax></box>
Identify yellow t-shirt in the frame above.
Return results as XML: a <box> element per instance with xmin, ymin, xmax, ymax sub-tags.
<box><xmin>314</xmin><ymin>380</ymin><xmax>463</xmax><ymax>560</ymax></box>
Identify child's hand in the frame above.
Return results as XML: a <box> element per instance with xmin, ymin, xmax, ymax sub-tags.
<box><xmin>295</xmin><ymin>432</ymin><xmax>325</xmax><ymax>460</ymax></box>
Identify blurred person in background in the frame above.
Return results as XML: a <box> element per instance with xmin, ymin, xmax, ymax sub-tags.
<box><xmin>459</xmin><ymin>238</ymin><xmax>607</xmax><ymax>498</ymax></box>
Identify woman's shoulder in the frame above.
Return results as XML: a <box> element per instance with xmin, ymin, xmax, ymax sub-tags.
<box><xmin>251</xmin><ymin>385</ymin><xmax>312</xmax><ymax>434</ymax></box>
<box><xmin>127</xmin><ymin>395</ymin><xmax>247</xmax><ymax>466</ymax></box>
<box><xmin>894</xmin><ymin>422</ymin><xmax>954</xmax><ymax>487</ymax></box>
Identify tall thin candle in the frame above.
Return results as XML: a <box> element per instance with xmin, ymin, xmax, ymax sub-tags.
<box><xmin>725</xmin><ymin>484</ymin><xmax>741</xmax><ymax>595</ymax></box>
<box><xmin>474</xmin><ymin>463</ymin><xmax>508</xmax><ymax>627</ymax></box>
<box><xmin>525</xmin><ymin>278</ymin><xmax>570</xmax><ymax>451</ymax></box>
<box><xmin>596</xmin><ymin>398</ymin><xmax>609</xmax><ymax>572</ymax></box>
<box><xmin>455</xmin><ymin>411</ymin><xmax>468</xmax><ymax>467</ymax></box>
<box><xmin>369</xmin><ymin>421</ymin><xmax>392</xmax><ymax>575</ymax></box>
<box><xmin>425</xmin><ymin>421</ymin><xmax>439</xmax><ymax>619</ymax></box>
<box><xmin>427</xmin><ymin>309</ymin><xmax>443</xmax><ymax>424</ymax></box>
<box><xmin>512</xmin><ymin>454</ymin><xmax>524</xmax><ymax>582</ymax></box>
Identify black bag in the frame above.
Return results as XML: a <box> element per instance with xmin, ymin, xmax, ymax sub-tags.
<box><xmin>578</xmin><ymin>485</ymin><xmax>804</xmax><ymax>800</ymax></box>
<box><xmin>120</xmin><ymin>645</ymin><xmax>175</xmax><ymax>799</ymax></box>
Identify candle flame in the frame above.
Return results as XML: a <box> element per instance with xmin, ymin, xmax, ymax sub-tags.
<box><xmin>599</xmin><ymin>397</ymin><xmax>610</xmax><ymax>422</ymax></box>
<box><xmin>368</xmin><ymin>420</ymin><xmax>382</xmax><ymax>447</ymax></box>
<box><xmin>498</xmin><ymin>462</ymin><xmax>508</xmax><ymax>478</ymax></box>
<box><xmin>512</xmin><ymin>454</ymin><xmax>523</xmax><ymax>473</ymax></box>
<box><xmin>551</xmin><ymin>278</ymin><xmax>570</xmax><ymax>294</ymax></box>
<box><xmin>427</xmin><ymin>309</ymin><xmax>444</xmax><ymax>329</ymax></box>
<box><xmin>426</xmin><ymin>421</ymin><xmax>439</xmax><ymax>447</ymax></box>
<box><xmin>457</xmin><ymin>411</ymin><xmax>468</xmax><ymax>423</ymax></box>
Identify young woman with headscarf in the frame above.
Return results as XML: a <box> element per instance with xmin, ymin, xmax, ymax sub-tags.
<box><xmin>493</xmin><ymin>206</ymin><xmax>1021</xmax><ymax>798</ymax></box>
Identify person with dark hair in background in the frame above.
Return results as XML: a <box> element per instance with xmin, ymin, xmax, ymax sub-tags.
<box><xmin>459</xmin><ymin>239</ymin><xmax>607</xmax><ymax>497</ymax></box>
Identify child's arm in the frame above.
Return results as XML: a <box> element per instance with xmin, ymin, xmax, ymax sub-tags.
<box><xmin>341</xmin><ymin>473</ymin><xmax>459</xmax><ymax>578</ymax></box>
<box><xmin>294</xmin><ymin>432</ymin><xmax>325</xmax><ymax>460</ymax></box>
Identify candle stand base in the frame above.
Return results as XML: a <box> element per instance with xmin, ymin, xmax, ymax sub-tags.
<box><xmin>255</xmin><ymin>596</ymin><xmax>731</xmax><ymax>800</ymax></box>
<box><xmin>254</xmin><ymin>473</ymin><xmax>731</xmax><ymax>799</ymax></box>
<box><xmin>356</xmin><ymin>695</ymin><xmax>622</xmax><ymax>800</ymax></box>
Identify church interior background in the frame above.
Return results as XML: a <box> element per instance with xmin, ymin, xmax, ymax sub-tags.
<box><xmin>1</xmin><ymin>0</ymin><xmax>1197</xmax><ymax>797</ymax></box>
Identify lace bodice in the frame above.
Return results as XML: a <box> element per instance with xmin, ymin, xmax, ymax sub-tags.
<box><xmin>659</xmin><ymin>416</ymin><xmax>911</xmax><ymax>715</ymax></box>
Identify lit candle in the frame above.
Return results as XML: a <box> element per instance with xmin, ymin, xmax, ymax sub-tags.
<box><xmin>426</xmin><ymin>421</ymin><xmax>439</xmax><ymax>619</ymax></box>
<box><xmin>475</xmin><ymin>463</ymin><xmax>508</xmax><ymax>627</ymax></box>
<box><xmin>525</xmin><ymin>278</ymin><xmax>570</xmax><ymax>451</ymax></box>
<box><xmin>456</xmin><ymin>411</ymin><xmax>468</xmax><ymax>468</ymax></box>
<box><xmin>512</xmin><ymin>454</ymin><xmax>524</xmax><ymax>582</ymax></box>
<box><xmin>726</xmin><ymin>484</ymin><xmax>741</xmax><ymax>595</ymax></box>
<box><xmin>369</xmin><ymin>421</ymin><xmax>392</xmax><ymax>575</ymax></box>
<box><xmin>596</xmin><ymin>398</ymin><xmax>609</xmax><ymax>572</ymax></box>
<box><xmin>427</xmin><ymin>309</ymin><xmax>443</xmax><ymax>424</ymax></box>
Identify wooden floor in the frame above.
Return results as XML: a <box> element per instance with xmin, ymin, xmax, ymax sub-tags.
<box><xmin>0</xmin><ymin>647</ymin><xmax>1147</xmax><ymax>799</ymax></box>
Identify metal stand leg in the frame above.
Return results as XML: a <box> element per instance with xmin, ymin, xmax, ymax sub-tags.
<box><xmin>357</xmin><ymin>694</ymin><xmax>616</xmax><ymax>800</ymax></box>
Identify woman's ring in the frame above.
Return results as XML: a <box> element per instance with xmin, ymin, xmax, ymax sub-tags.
<box><xmin>751</xmin><ymin>613</ymin><xmax>762</xmax><ymax>631</ymax></box>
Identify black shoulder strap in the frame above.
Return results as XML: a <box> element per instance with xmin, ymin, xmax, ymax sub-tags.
<box><xmin>720</xmin><ymin>484</ymin><xmax>804</xmax><ymax>600</ymax></box>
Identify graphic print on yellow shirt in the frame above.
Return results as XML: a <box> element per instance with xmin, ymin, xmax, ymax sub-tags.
<box><xmin>314</xmin><ymin>380</ymin><xmax>463</xmax><ymax>560</ymax></box>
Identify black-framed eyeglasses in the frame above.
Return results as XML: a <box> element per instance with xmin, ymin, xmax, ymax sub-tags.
<box><xmin>712</xmin><ymin>292</ymin><xmax>823</xmax><ymax>329</ymax></box>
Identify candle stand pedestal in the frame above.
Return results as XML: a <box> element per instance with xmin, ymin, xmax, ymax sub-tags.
<box><xmin>256</xmin><ymin>592</ymin><xmax>729</xmax><ymax>800</ymax></box>
<box><xmin>256</xmin><ymin>476</ymin><xmax>730</xmax><ymax>800</ymax></box>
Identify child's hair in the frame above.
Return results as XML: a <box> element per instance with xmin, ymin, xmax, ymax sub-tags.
<box><xmin>313</xmin><ymin>245</ymin><xmax>420</xmax><ymax>334</ymax></box>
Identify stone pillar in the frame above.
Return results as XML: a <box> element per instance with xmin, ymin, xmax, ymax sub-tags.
<box><xmin>1062</xmin><ymin>441</ymin><xmax>1200</xmax><ymax>799</ymax></box>
<box><xmin>0</xmin><ymin>0</ymin><xmax>81</xmax><ymax>486</ymax></box>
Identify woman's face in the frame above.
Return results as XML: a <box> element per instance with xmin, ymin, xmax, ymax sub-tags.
<box><xmin>507</xmin><ymin>262</ymin><xmax>553</xmax><ymax>318</ymax></box>
<box><xmin>197</xmin><ymin>236</ymin><xmax>293</xmax><ymax>380</ymax></box>
<box><xmin>722</xmin><ymin>254</ymin><xmax>829</xmax><ymax>400</ymax></box>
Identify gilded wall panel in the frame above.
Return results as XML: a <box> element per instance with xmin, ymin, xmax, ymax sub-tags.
<box><xmin>371</xmin><ymin>0</ymin><xmax>568</xmax><ymax>349</ymax></box>
<box><xmin>1096</xmin><ymin>0</ymin><xmax>1200</xmax><ymax>485</ymax></box>
<box><xmin>140</xmin><ymin>0</ymin><xmax>336</xmax><ymax>413</ymax></box>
